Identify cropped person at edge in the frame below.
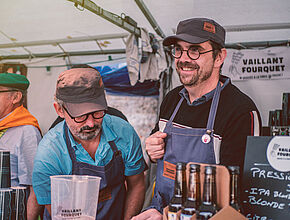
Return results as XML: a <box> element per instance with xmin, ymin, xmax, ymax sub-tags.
<box><xmin>0</xmin><ymin>72</ymin><xmax>43</xmax><ymax>220</ymax></box>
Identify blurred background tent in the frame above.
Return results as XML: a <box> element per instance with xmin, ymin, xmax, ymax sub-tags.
<box><xmin>0</xmin><ymin>0</ymin><xmax>290</xmax><ymax>135</ymax></box>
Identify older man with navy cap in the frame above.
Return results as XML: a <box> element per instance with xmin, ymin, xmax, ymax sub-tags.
<box><xmin>132</xmin><ymin>18</ymin><xmax>261</xmax><ymax>219</ymax></box>
<box><xmin>32</xmin><ymin>68</ymin><xmax>147</xmax><ymax>220</ymax></box>
<box><xmin>0</xmin><ymin>72</ymin><xmax>43</xmax><ymax>219</ymax></box>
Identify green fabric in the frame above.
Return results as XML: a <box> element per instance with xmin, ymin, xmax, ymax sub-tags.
<box><xmin>0</xmin><ymin>72</ymin><xmax>29</xmax><ymax>90</ymax></box>
<box><xmin>0</xmin><ymin>129</ymin><xmax>7</xmax><ymax>138</ymax></box>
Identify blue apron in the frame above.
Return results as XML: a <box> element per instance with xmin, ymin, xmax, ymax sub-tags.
<box><xmin>44</xmin><ymin>123</ymin><xmax>126</xmax><ymax>220</ymax></box>
<box><xmin>151</xmin><ymin>82</ymin><xmax>221</xmax><ymax>210</ymax></box>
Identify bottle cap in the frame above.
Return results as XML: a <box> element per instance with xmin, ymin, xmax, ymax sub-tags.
<box><xmin>227</xmin><ymin>166</ymin><xmax>240</xmax><ymax>174</ymax></box>
<box><xmin>189</xmin><ymin>163</ymin><xmax>200</xmax><ymax>172</ymax></box>
<box><xmin>176</xmin><ymin>162</ymin><xmax>186</xmax><ymax>170</ymax></box>
<box><xmin>204</xmin><ymin>165</ymin><xmax>216</xmax><ymax>175</ymax></box>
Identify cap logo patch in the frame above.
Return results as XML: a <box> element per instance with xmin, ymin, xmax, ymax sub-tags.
<box><xmin>203</xmin><ymin>22</ymin><xmax>216</xmax><ymax>33</ymax></box>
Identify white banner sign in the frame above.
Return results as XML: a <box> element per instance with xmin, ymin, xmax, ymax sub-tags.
<box><xmin>222</xmin><ymin>46</ymin><xmax>290</xmax><ymax>81</ymax></box>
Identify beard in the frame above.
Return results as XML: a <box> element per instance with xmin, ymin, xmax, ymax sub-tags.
<box><xmin>71</xmin><ymin>124</ymin><xmax>102</xmax><ymax>140</ymax></box>
<box><xmin>176</xmin><ymin>61</ymin><xmax>213</xmax><ymax>87</ymax></box>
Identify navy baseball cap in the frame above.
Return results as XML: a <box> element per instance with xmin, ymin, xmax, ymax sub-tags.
<box><xmin>55</xmin><ymin>68</ymin><xmax>107</xmax><ymax>117</ymax></box>
<box><xmin>163</xmin><ymin>18</ymin><xmax>225</xmax><ymax>47</ymax></box>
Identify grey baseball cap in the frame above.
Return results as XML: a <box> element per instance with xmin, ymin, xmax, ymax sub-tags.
<box><xmin>55</xmin><ymin>68</ymin><xmax>107</xmax><ymax>117</ymax></box>
<box><xmin>163</xmin><ymin>18</ymin><xmax>225</xmax><ymax>47</ymax></box>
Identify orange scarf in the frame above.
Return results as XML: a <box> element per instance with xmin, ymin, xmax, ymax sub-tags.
<box><xmin>0</xmin><ymin>105</ymin><xmax>41</xmax><ymax>132</ymax></box>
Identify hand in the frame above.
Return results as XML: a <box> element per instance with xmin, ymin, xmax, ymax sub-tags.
<box><xmin>145</xmin><ymin>131</ymin><xmax>167</xmax><ymax>162</ymax></box>
<box><xmin>131</xmin><ymin>209</ymin><xmax>162</xmax><ymax>220</ymax></box>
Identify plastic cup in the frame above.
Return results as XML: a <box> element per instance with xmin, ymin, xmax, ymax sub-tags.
<box><xmin>11</xmin><ymin>186</ymin><xmax>27</xmax><ymax>220</ymax></box>
<box><xmin>50</xmin><ymin>175</ymin><xmax>101</xmax><ymax>220</ymax></box>
<box><xmin>0</xmin><ymin>188</ymin><xmax>13</xmax><ymax>219</ymax></box>
<box><xmin>0</xmin><ymin>150</ymin><xmax>11</xmax><ymax>188</ymax></box>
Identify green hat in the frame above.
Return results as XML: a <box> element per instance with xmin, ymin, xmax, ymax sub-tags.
<box><xmin>0</xmin><ymin>72</ymin><xmax>30</xmax><ymax>90</ymax></box>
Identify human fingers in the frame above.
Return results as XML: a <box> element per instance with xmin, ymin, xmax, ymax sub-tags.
<box><xmin>130</xmin><ymin>209</ymin><xmax>162</xmax><ymax>220</ymax></box>
<box><xmin>145</xmin><ymin>131</ymin><xmax>167</xmax><ymax>146</ymax></box>
<box><xmin>146</xmin><ymin>142</ymin><xmax>165</xmax><ymax>160</ymax></box>
<box><xmin>145</xmin><ymin>138</ymin><xmax>165</xmax><ymax>161</ymax></box>
<box><xmin>151</xmin><ymin>131</ymin><xmax>167</xmax><ymax>139</ymax></box>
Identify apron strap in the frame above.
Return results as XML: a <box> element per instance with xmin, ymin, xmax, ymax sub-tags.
<box><xmin>108</xmin><ymin>141</ymin><xmax>118</xmax><ymax>153</ymax></box>
<box><xmin>108</xmin><ymin>140</ymin><xmax>125</xmax><ymax>164</ymax></box>
<box><xmin>64</xmin><ymin>123</ymin><xmax>78</xmax><ymax>163</ymax></box>
<box><xmin>206</xmin><ymin>81</ymin><xmax>221</xmax><ymax>131</ymax></box>
<box><xmin>169</xmin><ymin>81</ymin><xmax>221</xmax><ymax>131</ymax></box>
<box><xmin>168</xmin><ymin>96</ymin><xmax>184</xmax><ymax>123</ymax></box>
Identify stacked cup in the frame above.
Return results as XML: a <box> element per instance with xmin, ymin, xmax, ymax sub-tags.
<box><xmin>0</xmin><ymin>150</ymin><xmax>11</xmax><ymax>188</ymax></box>
<box><xmin>0</xmin><ymin>150</ymin><xmax>12</xmax><ymax>219</ymax></box>
<box><xmin>0</xmin><ymin>150</ymin><xmax>27</xmax><ymax>220</ymax></box>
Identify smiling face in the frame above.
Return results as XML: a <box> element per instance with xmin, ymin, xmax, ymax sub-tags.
<box><xmin>54</xmin><ymin>102</ymin><xmax>103</xmax><ymax>141</ymax></box>
<box><xmin>174</xmin><ymin>40</ymin><xmax>216</xmax><ymax>87</ymax></box>
<box><xmin>66</xmin><ymin>115</ymin><xmax>102</xmax><ymax>141</ymax></box>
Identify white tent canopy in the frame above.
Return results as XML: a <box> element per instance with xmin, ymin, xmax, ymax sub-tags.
<box><xmin>1</xmin><ymin>0</ymin><xmax>290</xmax><ymax>59</ymax></box>
<box><xmin>1</xmin><ymin>0</ymin><xmax>290</xmax><ymax>133</ymax></box>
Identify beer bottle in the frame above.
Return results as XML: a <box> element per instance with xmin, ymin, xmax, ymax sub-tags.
<box><xmin>228</xmin><ymin>166</ymin><xmax>243</xmax><ymax>213</ymax></box>
<box><xmin>180</xmin><ymin>164</ymin><xmax>201</xmax><ymax>220</ymax></box>
<box><xmin>197</xmin><ymin>166</ymin><xmax>219</xmax><ymax>220</ymax></box>
<box><xmin>168</xmin><ymin>162</ymin><xmax>187</xmax><ymax>220</ymax></box>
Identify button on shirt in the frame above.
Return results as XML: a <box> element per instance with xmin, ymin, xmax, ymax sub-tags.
<box><xmin>32</xmin><ymin>114</ymin><xmax>146</xmax><ymax>205</ymax></box>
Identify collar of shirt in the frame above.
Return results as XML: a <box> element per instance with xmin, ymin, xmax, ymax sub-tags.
<box><xmin>0</xmin><ymin>111</ymin><xmax>12</xmax><ymax>121</ymax></box>
<box><xmin>179</xmin><ymin>75</ymin><xmax>230</xmax><ymax>106</ymax></box>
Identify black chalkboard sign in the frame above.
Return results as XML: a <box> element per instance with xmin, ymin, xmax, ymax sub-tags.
<box><xmin>242</xmin><ymin>136</ymin><xmax>290</xmax><ymax>220</ymax></box>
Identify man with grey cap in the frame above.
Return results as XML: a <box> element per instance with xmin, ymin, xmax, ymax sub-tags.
<box><xmin>132</xmin><ymin>18</ymin><xmax>261</xmax><ymax>219</ymax></box>
<box><xmin>32</xmin><ymin>68</ymin><xmax>147</xmax><ymax>220</ymax></box>
<box><xmin>0</xmin><ymin>72</ymin><xmax>43</xmax><ymax>219</ymax></box>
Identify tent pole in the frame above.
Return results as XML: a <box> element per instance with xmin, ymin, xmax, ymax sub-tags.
<box><xmin>67</xmin><ymin>0</ymin><xmax>141</xmax><ymax>37</ymax></box>
<box><xmin>225</xmin><ymin>23</ymin><xmax>290</xmax><ymax>32</ymax></box>
<box><xmin>134</xmin><ymin>0</ymin><xmax>166</xmax><ymax>38</ymax></box>
<box><xmin>0</xmin><ymin>49</ymin><xmax>126</xmax><ymax>60</ymax></box>
<box><xmin>0</xmin><ymin>33</ymin><xmax>128</xmax><ymax>49</ymax></box>
<box><xmin>225</xmin><ymin>40</ymin><xmax>290</xmax><ymax>49</ymax></box>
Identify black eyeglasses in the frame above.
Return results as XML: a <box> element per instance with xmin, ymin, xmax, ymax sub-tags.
<box><xmin>62</xmin><ymin>106</ymin><xmax>106</xmax><ymax>123</ymax></box>
<box><xmin>171</xmin><ymin>46</ymin><xmax>214</xmax><ymax>60</ymax></box>
<box><xmin>0</xmin><ymin>89</ymin><xmax>19</xmax><ymax>93</ymax></box>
